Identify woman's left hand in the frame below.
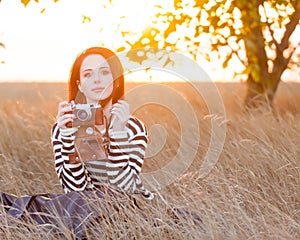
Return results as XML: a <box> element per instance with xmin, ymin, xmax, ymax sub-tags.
<box><xmin>111</xmin><ymin>100</ymin><xmax>130</xmax><ymax>132</ymax></box>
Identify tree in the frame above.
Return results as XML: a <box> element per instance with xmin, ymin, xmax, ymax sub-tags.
<box><xmin>19</xmin><ymin>0</ymin><xmax>300</xmax><ymax>108</ymax></box>
<box><xmin>125</xmin><ymin>0</ymin><xmax>300</xmax><ymax>108</ymax></box>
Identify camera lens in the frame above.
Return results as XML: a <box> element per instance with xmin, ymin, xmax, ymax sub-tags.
<box><xmin>77</xmin><ymin>109</ymin><xmax>91</xmax><ymax>121</ymax></box>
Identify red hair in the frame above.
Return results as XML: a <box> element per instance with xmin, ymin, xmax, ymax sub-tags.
<box><xmin>68</xmin><ymin>47</ymin><xmax>124</xmax><ymax>104</ymax></box>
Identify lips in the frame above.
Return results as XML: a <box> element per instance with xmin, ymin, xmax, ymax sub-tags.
<box><xmin>92</xmin><ymin>87</ymin><xmax>104</xmax><ymax>93</ymax></box>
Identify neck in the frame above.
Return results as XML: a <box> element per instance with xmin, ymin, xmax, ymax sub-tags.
<box><xmin>102</xmin><ymin>100</ymin><xmax>112</xmax><ymax>120</ymax></box>
<box><xmin>86</xmin><ymin>98</ymin><xmax>112</xmax><ymax>116</ymax></box>
<box><xmin>86</xmin><ymin>98</ymin><xmax>113</xmax><ymax>126</ymax></box>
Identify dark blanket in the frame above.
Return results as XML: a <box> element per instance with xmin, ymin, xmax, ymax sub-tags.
<box><xmin>0</xmin><ymin>190</ymin><xmax>133</xmax><ymax>239</ymax></box>
<box><xmin>1</xmin><ymin>190</ymin><xmax>204</xmax><ymax>239</ymax></box>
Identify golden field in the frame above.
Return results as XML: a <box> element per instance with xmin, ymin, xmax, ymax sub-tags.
<box><xmin>0</xmin><ymin>81</ymin><xmax>299</xmax><ymax>239</ymax></box>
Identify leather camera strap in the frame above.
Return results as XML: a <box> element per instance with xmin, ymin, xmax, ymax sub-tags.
<box><xmin>69</xmin><ymin>116</ymin><xmax>110</xmax><ymax>164</ymax></box>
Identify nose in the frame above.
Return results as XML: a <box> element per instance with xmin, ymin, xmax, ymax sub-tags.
<box><xmin>92</xmin><ymin>69</ymin><xmax>101</xmax><ymax>84</ymax></box>
<box><xmin>94</xmin><ymin>77</ymin><xmax>101</xmax><ymax>84</ymax></box>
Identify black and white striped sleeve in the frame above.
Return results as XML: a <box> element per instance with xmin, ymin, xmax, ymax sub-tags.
<box><xmin>51</xmin><ymin>123</ymin><xmax>88</xmax><ymax>193</ymax></box>
<box><xmin>107</xmin><ymin>117</ymin><xmax>154</xmax><ymax>200</ymax></box>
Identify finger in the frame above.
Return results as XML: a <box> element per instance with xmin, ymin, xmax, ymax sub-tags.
<box><xmin>111</xmin><ymin>108</ymin><xmax>129</xmax><ymax>123</ymax></box>
<box><xmin>113</xmin><ymin>100</ymin><xmax>129</xmax><ymax>108</ymax></box>
<box><xmin>111</xmin><ymin>106</ymin><xmax>125</xmax><ymax>116</ymax></box>
<box><xmin>118</xmin><ymin>100</ymin><xmax>130</xmax><ymax>110</ymax></box>
<box><xmin>57</xmin><ymin>102</ymin><xmax>69</xmax><ymax>118</ymax></box>
<box><xmin>110</xmin><ymin>114</ymin><xmax>117</xmax><ymax>126</ymax></box>
<box><xmin>112</xmin><ymin>102</ymin><xmax>130</xmax><ymax>114</ymax></box>
<box><xmin>117</xmin><ymin>99</ymin><xmax>127</xmax><ymax>104</ymax></box>
<box><xmin>111</xmin><ymin>106</ymin><xmax>122</xmax><ymax>116</ymax></box>
<box><xmin>62</xmin><ymin>113</ymin><xmax>76</xmax><ymax>119</ymax></box>
<box><xmin>57</xmin><ymin>113</ymin><xmax>75</xmax><ymax>123</ymax></box>
<box><xmin>58</xmin><ymin>118</ymin><xmax>73</xmax><ymax>129</ymax></box>
<box><xmin>58</xmin><ymin>104</ymin><xmax>74</xmax><ymax>117</ymax></box>
<box><xmin>112</xmin><ymin>103</ymin><xmax>130</xmax><ymax>115</ymax></box>
<box><xmin>58</xmin><ymin>101</ymin><xmax>69</xmax><ymax>110</ymax></box>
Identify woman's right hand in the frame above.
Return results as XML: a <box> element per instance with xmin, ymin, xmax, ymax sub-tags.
<box><xmin>56</xmin><ymin>100</ymin><xmax>75</xmax><ymax>129</ymax></box>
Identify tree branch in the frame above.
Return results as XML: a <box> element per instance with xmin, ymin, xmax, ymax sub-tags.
<box><xmin>279</xmin><ymin>4</ymin><xmax>300</xmax><ymax>52</ymax></box>
<box><xmin>286</xmin><ymin>40</ymin><xmax>300</xmax><ymax>64</ymax></box>
<box><xmin>262</xmin><ymin>3</ymin><xmax>280</xmax><ymax>49</ymax></box>
<box><xmin>271</xmin><ymin>39</ymin><xmax>299</xmax><ymax>88</ymax></box>
<box><xmin>227</xmin><ymin>40</ymin><xmax>247</xmax><ymax>66</ymax></box>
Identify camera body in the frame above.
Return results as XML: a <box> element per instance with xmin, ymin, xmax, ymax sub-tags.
<box><xmin>66</xmin><ymin>103</ymin><xmax>104</xmax><ymax>128</ymax></box>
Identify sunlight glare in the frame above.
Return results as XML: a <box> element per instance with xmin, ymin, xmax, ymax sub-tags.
<box><xmin>0</xmin><ymin>0</ymin><xmax>162</xmax><ymax>82</ymax></box>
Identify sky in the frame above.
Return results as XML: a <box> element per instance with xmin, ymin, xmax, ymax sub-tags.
<box><xmin>0</xmin><ymin>0</ymin><xmax>299</xmax><ymax>83</ymax></box>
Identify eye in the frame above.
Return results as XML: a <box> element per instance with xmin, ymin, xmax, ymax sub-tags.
<box><xmin>83</xmin><ymin>71</ymin><xmax>92</xmax><ymax>78</ymax></box>
<box><xmin>101</xmin><ymin>69</ymin><xmax>111</xmax><ymax>76</ymax></box>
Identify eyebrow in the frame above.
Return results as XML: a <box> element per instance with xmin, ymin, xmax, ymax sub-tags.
<box><xmin>82</xmin><ymin>66</ymin><xmax>110</xmax><ymax>73</ymax></box>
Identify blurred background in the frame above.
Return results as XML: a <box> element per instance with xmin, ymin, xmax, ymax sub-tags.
<box><xmin>0</xmin><ymin>0</ymin><xmax>299</xmax><ymax>85</ymax></box>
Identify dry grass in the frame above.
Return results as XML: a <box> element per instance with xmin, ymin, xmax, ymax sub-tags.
<box><xmin>0</xmin><ymin>81</ymin><xmax>299</xmax><ymax>239</ymax></box>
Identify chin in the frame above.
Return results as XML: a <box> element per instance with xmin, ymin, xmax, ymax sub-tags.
<box><xmin>90</xmin><ymin>96</ymin><xmax>110</xmax><ymax>103</ymax></box>
<box><xmin>89</xmin><ymin>93</ymin><xmax>103</xmax><ymax>99</ymax></box>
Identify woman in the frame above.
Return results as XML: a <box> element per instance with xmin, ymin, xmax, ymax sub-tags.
<box><xmin>0</xmin><ymin>47</ymin><xmax>153</xmax><ymax>239</ymax></box>
<box><xmin>52</xmin><ymin>47</ymin><xmax>153</xmax><ymax>200</ymax></box>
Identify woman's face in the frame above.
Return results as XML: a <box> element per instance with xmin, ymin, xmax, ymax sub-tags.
<box><xmin>78</xmin><ymin>54</ymin><xmax>114</xmax><ymax>104</ymax></box>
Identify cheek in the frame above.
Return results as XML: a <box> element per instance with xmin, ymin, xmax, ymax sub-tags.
<box><xmin>80</xmin><ymin>76</ymin><xmax>89</xmax><ymax>84</ymax></box>
<box><xmin>104</xmin><ymin>84</ymin><xmax>114</xmax><ymax>96</ymax></box>
<box><xmin>104</xmin><ymin>76</ymin><xmax>114</xmax><ymax>90</ymax></box>
<box><xmin>79</xmin><ymin>78</ymin><xmax>92</xmax><ymax>89</ymax></box>
<box><xmin>78</xmin><ymin>82</ymin><xmax>90</xmax><ymax>94</ymax></box>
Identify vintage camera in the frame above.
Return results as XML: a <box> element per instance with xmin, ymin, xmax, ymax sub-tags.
<box><xmin>66</xmin><ymin>103</ymin><xmax>104</xmax><ymax>128</ymax></box>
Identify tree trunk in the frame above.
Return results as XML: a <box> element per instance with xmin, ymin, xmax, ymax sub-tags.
<box><xmin>242</xmin><ymin>1</ymin><xmax>300</xmax><ymax>110</ymax></box>
<box><xmin>244</xmin><ymin>74</ymin><xmax>281</xmax><ymax>109</ymax></box>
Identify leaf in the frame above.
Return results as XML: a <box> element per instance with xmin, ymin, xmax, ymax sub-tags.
<box><xmin>21</xmin><ymin>0</ymin><xmax>31</xmax><ymax>7</ymax></box>
<box><xmin>82</xmin><ymin>15</ymin><xmax>91</xmax><ymax>24</ymax></box>
<box><xmin>246</xmin><ymin>64</ymin><xmax>260</xmax><ymax>83</ymax></box>
<box><xmin>194</xmin><ymin>0</ymin><xmax>209</xmax><ymax>8</ymax></box>
<box><xmin>126</xmin><ymin>50</ymin><xmax>147</xmax><ymax>64</ymax></box>
<box><xmin>201</xmin><ymin>26</ymin><xmax>210</xmax><ymax>33</ymax></box>
<box><xmin>205</xmin><ymin>53</ymin><xmax>211</xmax><ymax>62</ymax></box>
<box><xmin>251</xmin><ymin>65</ymin><xmax>260</xmax><ymax>83</ymax></box>
<box><xmin>116</xmin><ymin>47</ymin><xmax>126</xmax><ymax>52</ymax></box>
<box><xmin>210</xmin><ymin>16</ymin><xmax>220</xmax><ymax>27</ymax></box>
<box><xmin>153</xmin><ymin>5</ymin><xmax>164</xmax><ymax>9</ymax></box>
<box><xmin>222</xmin><ymin>54</ymin><xmax>232</xmax><ymax>68</ymax></box>
<box><xmin>164</xmin><ymin>22</ymin><xmax>176</xmax><ymax>38</ymax></box>
<box><xmin>162</xmin><ymin>56</ymin><xmax>174</xmax><ymax>68</ymax></box>
<box><xmin>211</xmin><ymin>42</ymin><xmax>219</xmax><ymax>51</ymax></box>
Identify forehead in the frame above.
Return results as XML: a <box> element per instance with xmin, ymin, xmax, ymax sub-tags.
<box><xmin>80</xmin><ymin>54</ymin><xmax>110</xmax><ymax>71</ymax></box>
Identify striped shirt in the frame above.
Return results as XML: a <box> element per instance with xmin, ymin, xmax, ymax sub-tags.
<box><xmin>51</xmin><ymin>116</ymin><xmax>154</xmax><ymax>200</ymax></box>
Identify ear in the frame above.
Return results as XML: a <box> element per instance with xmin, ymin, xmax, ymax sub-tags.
<box><xmin>77</xmin><ymin>80</ymin><xmax>83</xmax><ymax>92</ymax></box>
